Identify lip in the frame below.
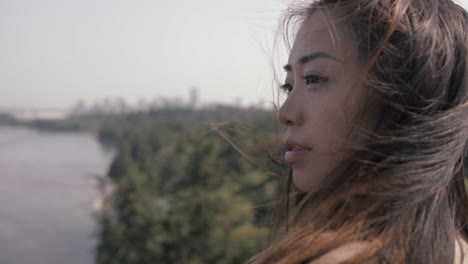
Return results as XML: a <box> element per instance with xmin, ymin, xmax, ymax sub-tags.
<box><xmin>283</xmin><ymin>138</ymin><xmax>312</xmax><ymax>165</ymax></box>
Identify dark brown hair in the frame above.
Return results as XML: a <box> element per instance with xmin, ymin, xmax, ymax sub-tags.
<box><xmin>247</xmin><ymin>0</ymin><xmax>468</xmax><ymax>263</ymax></box>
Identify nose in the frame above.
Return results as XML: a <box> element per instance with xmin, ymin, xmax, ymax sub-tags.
<box><xmin>276</xmin><ymin>96</ymin><xmax>303</xmax><ymax>126</ymax></box>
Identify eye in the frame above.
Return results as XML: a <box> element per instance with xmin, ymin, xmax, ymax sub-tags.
<box><xmin>279</xmin><ymin>83</ymin><xmax>293</xmax><ymax>94</ymax></box>
<box><xmin>279</xmin><ymin>74</ymin><xmax>328</xmax><ymax>95</ymax></box>
<box><xmin>302</xmin><ymin>74</ymin><xmax>329</xmax><ymax>85</ymax></box>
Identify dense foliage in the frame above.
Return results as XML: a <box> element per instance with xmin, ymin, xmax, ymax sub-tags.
<box><xmin>91</xmin><ymin>106</ymin><xmax>286</xmax><ymax>264</ymax></box>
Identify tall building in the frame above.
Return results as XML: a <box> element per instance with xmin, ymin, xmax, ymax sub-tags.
<box><xmin>189</xmin><ymin>87</ymin><xmax>199</xmax><ymax>109</ymax></box>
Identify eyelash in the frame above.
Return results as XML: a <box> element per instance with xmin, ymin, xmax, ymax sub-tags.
<box><xmin>280</xmin><ymin>74</ymin><xmax>329</xmax><ymax>94</ymax></box>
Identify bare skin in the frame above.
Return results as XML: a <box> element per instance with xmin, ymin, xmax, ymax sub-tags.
<box><xmin>307</xmin><ymin>233</ymin><xmax>468</xmax><ymax>264</ymax></box>
<box><xmin>277</xmin><ymin>8</ymin><xmax>380</xmax><ymax>192</ymax></box>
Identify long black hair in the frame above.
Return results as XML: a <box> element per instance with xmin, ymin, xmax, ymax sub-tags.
<box><xmin>247</xmin><ymin>0</ymin><xmax>468</xmax><ymax>263</ymax></box>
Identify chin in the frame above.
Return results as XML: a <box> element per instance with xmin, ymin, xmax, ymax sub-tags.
<box><xmin>292</xmin><ymin>168</ymin><xmax>316</xmax><ymax>192</ymax></box>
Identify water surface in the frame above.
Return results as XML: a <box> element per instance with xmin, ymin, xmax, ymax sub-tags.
<box><xmin>0</xmin><ymin>126</ymin><xmax>114</xmax><ymax>264</ymax></box>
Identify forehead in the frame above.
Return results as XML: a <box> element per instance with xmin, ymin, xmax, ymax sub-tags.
<box><xmin>288</xmin><ymin>9</ymin><xmax>359</xmax><ymax>66</ymax></box>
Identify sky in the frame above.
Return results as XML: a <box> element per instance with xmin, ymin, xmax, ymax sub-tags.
<box><xmin>1</xmin><ymin>0</ymin><xmax>468</xmax><ymax>110</ymax></box>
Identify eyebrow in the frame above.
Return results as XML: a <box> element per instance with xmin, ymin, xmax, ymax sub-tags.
<box><xmin>283</xmin><ymin>52</ymin><xmax>343</xmax><ymax>72</ymax></box>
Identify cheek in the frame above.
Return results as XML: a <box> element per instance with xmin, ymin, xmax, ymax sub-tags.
<box><xmin>294</xmin><ymin>111</ymin><xmax>351</xmax><ymax>192</ymax></box>
<box><xmin>322</xmin><ymin>82</ymin><xmax>369</xmax><ymax>145</ymax></box>
<box><xmin>313</xmin><ymin>100</ymin><xmax>352</xmax><ymax>151</ymax></box>
<box><xmin>293</xmin><ymin>138</ymin><xmax>344</xmax><ymax>192</ymax></box>
<box><xmin>294</xmin><ymin>102</ymin><xmax>355</xmax><ymax>192</ymax></box>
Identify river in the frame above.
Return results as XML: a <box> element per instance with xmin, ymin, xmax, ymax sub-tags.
<box><xmin>0</xmin><ymin>126</ymin><xmax>114</xmax><ymax>264</ymax></box>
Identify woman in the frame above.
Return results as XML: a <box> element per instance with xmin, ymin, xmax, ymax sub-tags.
<box><xmin>247</xmin><ymin>0</ymin><xmax>468</xmax><ymax>263</ymax></box>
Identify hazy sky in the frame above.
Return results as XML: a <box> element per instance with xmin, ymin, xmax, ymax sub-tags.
<box><xmin>1</xmin><ymin>0</ymin><xmax>467</xmax><ymax>110</ymax></box>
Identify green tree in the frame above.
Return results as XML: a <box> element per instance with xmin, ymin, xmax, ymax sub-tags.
<box><xmin>95</xmin><ymin>107</ymin><xmax>282</xmax><ymax>264</ymax></box>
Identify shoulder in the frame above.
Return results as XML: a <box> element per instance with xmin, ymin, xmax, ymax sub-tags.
<box><xmin>306</xmin><ymin>240</ymin><xmax>375</xmax><ymax>264</ymax></box>
<box><xmin>454</xmin><ymin>235</ymin><xmax>468</xmax><ymax>264</ymax></box>
<box><xmin>306</xmin><ymin>234</ymin><xmax>468</xmax><ymax>264</ymax></box>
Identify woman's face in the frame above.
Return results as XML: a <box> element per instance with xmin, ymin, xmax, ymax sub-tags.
<box><xmin>277</xmin><ymin>9</ymin><xmax>379</xmax><ymax>192</ymax></box>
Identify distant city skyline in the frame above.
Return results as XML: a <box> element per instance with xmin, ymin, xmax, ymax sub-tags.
<box><xmin>0</xmin><ymin>87</ymin><xmax>269</xmax><ymax>121</ymax></box>
<box><xmin>2</xmin><ymin>0</ymin><xmax>468</xmax><ymax>110</ymax></box>
<box><xmin>0</xmin><ymin>87</ymin><xmax>245</xmax><ymax>112</ymax></box>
